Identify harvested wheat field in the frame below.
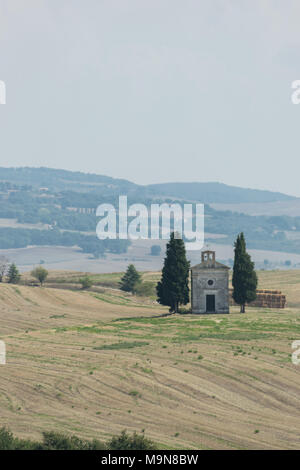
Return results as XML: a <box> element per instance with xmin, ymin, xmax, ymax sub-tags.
<box><xmin>1</xmin><ymin>277</ymin><xmax>300</xmax><ymax>449</ymax></box>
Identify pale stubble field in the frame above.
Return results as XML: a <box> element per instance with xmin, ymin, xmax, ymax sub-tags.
<box><xmin>1</xmin><ymin>273</ymin><xmax>300</xmax><ymax>449</ymax></box>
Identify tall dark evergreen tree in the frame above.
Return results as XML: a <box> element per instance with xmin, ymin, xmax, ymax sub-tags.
<box><xmin>156</xmin><ymin>232</ymin><xmax>190</xmax><ymax>313</ymax></box>
<box><xmin>7</xmin><ymin>263</ymin><xmax>21</xmax><ymax>284</ymax></box>
<box><xmin>119</xmin><ymin>264</ymin><xmax>141</xmax><ymax>293</ymax></box>
<box><xmin>232</xmin><ymin>232</ymin><xmax>257</xmax><ymax>313</ymax></box>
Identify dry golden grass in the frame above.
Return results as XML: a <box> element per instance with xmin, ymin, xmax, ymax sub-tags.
<box><xmin>1</xmin><ymin>273</ymin><xmax>300</xmax><ymax>449</ymax></box>
<box><xmin>255</xmin><ymin>270</ymin><xmax>300</xmax><ymax>308</ymax></box>
<box><xmin>23</xmin><ymin>268</ymin><xmax>300</xmax><ymax>306</ymax></box>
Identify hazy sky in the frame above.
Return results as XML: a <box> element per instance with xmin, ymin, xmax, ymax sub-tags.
<box><xmin>0</xmin><ymin>0</ymin><xmax>300</xmax><ymax>195</ymax></box>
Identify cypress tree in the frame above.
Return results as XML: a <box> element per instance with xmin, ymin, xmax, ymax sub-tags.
<box><xmin>156</xmin><ymin>232</ymin><xmax>190</xmax><ymax>313</ymax></box>
<box><xmin>120</xmin><ymin>264</ymin><xmax>141</xmax><ymax>293</ymax></box>
<box><xmin>7</xmin><ymin>263</ymin><xmax>21</xmax><ymax>284</ymax></box>
<box><xmin>232</xmin><ymin>233</ymin><xmax>257</xmax><ymax>313</ymax></box>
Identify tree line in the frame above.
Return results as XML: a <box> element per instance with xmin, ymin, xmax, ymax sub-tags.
<box><xmin>0</xmin><ymin>257</ymin><xmax>21</xmax><ymax>284</ymax></box>
<box><xmin>0</xmin><ymin>427</ymin><xmax>155</xmax><ymax>450</ymax></box>
<box><xmin>1</xmin><ymin>184</ymin><xmax>300</xmax><ymax>255</ymax></box>
<box><xmin>0</xmin><ymin>231</ymin><xmax>258</xmax><ymax>313</ymax></box>
<box><xmin>0</xmin><ymin>257</ymin><xmax>49</xmax><ymax>286</ymax></box>
<box><xmin>0</xmin><ymin>227</ymin><xmax>130</xmax><ymax>258</ymax></box>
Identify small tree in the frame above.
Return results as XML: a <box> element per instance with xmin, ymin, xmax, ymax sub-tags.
<box><xmin>31</xmin><ymin>266</ymin><xmax>48</xmax><ymax>286</ymax></box>
<box><xmin>232</xmin><ymin>233</ymin><xmax>257</xmax><ymax>313</ymax></box>
<box><xmin>0</xmin><ymin>256</ymin><xmax>9</xmax><ymax>282</ymax></box>
<box><xmin>119</xmin><ymin>265</ymin><xmax>141</xmax><ymax>293</ymax></box>
<box><xmin>156</xmin><ymin>232</ymin><xmax>190</xmax><ymax>313</ymax></box>
<box><xmin>7</xmin><ymin>263</ymin><xmax>21</xmax><ymax>284</ymax></box>
<box><xmin>79</xmin><ymin>276</ymin><xmax>93</xmax><ymax>290</ymax></box>
<box><xmin>108</xmin><ymin>430</ymin><xmax>155</xmax><ymax>450</ymax></box>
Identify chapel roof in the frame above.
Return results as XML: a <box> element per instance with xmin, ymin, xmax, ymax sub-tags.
<box><xmin>191</xmin><ymin>250</ymin><xmax>230</xmax><ymax>271</ymax></box>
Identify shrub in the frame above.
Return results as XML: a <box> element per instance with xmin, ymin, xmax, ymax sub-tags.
<box><xmin>135</xmin><ymin>281</ymin><xmax>155</xmax><ymax>297</ymax></box>
<box><xmin>107</xmin><ymin>430</ymin><xmax>155</xmax><ymax>450</ymax></box>
<box><xmin>0</xmin><ymin>427</ymin><xmax>15</xmax><ymax>450</ymax></box>
<box><xmin>178</xmin><ymin>307</ymin><xmax>191</xmax><ymax>314</ymax></box>
<box><xmin>0</xmin><ymin>427</ymin><xmax>39</xmax><ymax>450</ymax></box>
<box><xmin>129</xmin><ymin>390</ymin><xmax>141</xmax><ymax>398</ymax></box>
<box><xmin>79</xmin><ymin>276</ymin><xmax>93</xmax><ymax>290</ymax></box>
<box><xmin>40</xmin><ymin>431</ymin><xmax>105</xmax><ymax>450</ymax></box>
<box><xmin>0</xmin><ymin>427</ymin><xmax>155</xmax><ymax>450</ymax></box>
<box><xmin>31</xmin><ymin>266</ymin><xmax>48</xmax><ymax>286</ymax></box>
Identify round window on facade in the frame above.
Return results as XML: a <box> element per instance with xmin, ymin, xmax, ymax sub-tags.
<box><xmin>207</xmin><ymin>279</ymin><xmax>214</xmax><ymax>286</ymax></box>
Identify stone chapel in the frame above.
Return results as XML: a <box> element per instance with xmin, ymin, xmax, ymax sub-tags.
<box><xmin>191</xmin><ymin>250</ymin><xmax>230</xmax><ymax>314</ymax></box>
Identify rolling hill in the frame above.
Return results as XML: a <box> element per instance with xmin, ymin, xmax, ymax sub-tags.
<box><xmin>1</xmin><ymin>272</ymin><xmax>300</xmax><ymax>449</ymax></box>
<box><xmin>1</xmin><ymin>167</ymin><xmax>300</xmax><ymax>259</ymax></box>
<box><xmin>0</xmin><ymin>167</ymin><xmax>296</xmax><ymax>203</ymax></box>
<box><xmin>146</xmin><ymin>181</ymin><xmax>296</xmax><ymax>204</ymax></box>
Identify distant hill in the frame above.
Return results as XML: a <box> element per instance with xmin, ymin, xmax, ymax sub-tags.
<box><xmin>0</xmin><ymin>167</ymin><xmax>296</xmax><ymax>204</ymax></box>
<box><xmin>1</xmin><ymin>167</ymin><xmax>300</xmax><ymax>256</ymax></box>
<box><xmin>0</xmin><ymin>167</ymin><xmax>137</xmax><ymax>193</ymax></box>
<box><xmin>146</xmin><ymin>182</ymin><xmax>296</xmax><ymax>204</ymax></box>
